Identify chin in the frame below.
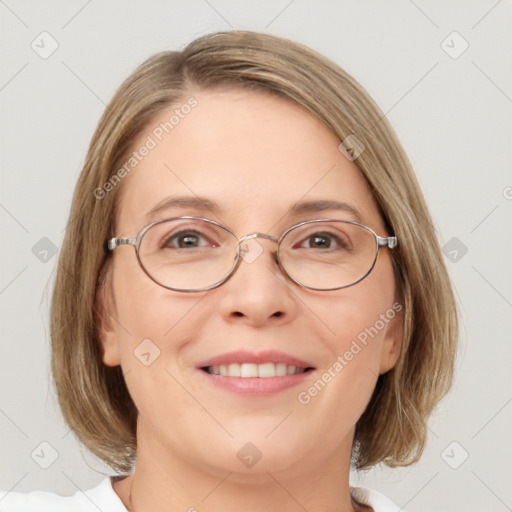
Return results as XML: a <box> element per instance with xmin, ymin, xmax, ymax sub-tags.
<box><xmin>203</xmin><ymin>431</ymin><xmax>317</xmax><ymax>477</ymax></box>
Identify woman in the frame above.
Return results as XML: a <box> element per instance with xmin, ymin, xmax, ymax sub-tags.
<box><xmin>1</xmin><ymin>30</ymin><xmax>457</xmax><ymax>511</ymax></box>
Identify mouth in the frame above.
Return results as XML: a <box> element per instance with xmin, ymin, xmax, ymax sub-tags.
<box><xmin>201</xmin><ymin>363</ymin><xmax>313</xmax><ymax>379</ymax></box>
<box><xmin>201</xmin><ymin>362</ymin><xmax>314</xmax><ymax>377</ymax></box>
<box><xmin>197</xmin><ymin>350</ymin><xmax>315</xmax><ymax>395</ymax></box>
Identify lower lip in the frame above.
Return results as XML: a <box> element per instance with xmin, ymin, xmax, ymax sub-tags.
<box><xmin>198</xmin><ymin>369</ymin><xmax>313</xmax><ymax>395</ymax></box>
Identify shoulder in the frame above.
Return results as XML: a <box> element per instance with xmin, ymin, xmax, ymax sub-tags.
<box><xmin>1</xmin><ymin>479</ymin><xmax>399</xmax><ymax>512</ymax></box>
<box><xmin>0</xmin><ymin>477</ymin><xmax>127</xmax><ymax>512</ymax></box>
<box><xmin>351</xmin><ymin>486</ymin><xmax>404</xmax><ymax>511</ymax></box>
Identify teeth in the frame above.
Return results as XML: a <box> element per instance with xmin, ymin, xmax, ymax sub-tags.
<box><xmin>275</xmin><ymin>363</ymin><xmax>287</xmax><ymax>376</ymax></box>
<box><xmin>240</xmin><ymin>363</ymin><xmax>258</xmax><ymax>377</ymax></box>
<box><xmin>206</xmin><ymin>363</ymin><xmax>307</xmax><ymax>377</ymax></box>
<box><xmin>287</xmin><ymin>365</ymin><xmax>296</xmax><ymax>375</ymax></box>
<box><xmin>258</xmin><ymin>362</ymin><xmax>275</xmax><ymax>378</ymax></box>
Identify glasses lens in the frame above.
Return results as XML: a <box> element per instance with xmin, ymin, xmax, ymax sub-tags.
<box><xmin>138</xmin><ymin>218</ymin><xmax>239</xmax><ymax>291</ymax></box>
<box><xmin>279</xmin><ymin>221</ymin><xmax>378</xmax><ymax>290</ymax></box>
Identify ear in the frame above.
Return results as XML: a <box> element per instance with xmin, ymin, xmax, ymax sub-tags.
<box><xmin>379</xmin><ymin>303</ymin><xmax>404</xmax><ymax>374</ymax></box>
<box><xmin>96</xmin><ymin>273</ymin><xmax>121</xmax><ymax>367</ymax></box>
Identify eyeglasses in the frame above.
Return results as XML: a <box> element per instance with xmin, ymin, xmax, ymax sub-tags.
<box><xmin>107</xmin><ymin>216</ymin><xmax>397</xmax><ymax>292</ymax></box>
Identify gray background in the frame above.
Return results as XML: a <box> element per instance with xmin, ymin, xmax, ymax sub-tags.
<box><xmin>1</xmin><ymin>1</ymin><xmax>511</xmax><ymax>510</ymax></box>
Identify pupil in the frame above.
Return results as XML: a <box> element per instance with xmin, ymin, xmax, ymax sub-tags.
<box><xmin>179</xmin><ymin>235</ymin><xmax>198</xmax><ymax>247</ymax></box>
<box><xmin>311</xmin><ymin>235</ymin><xmax>329</xmax><ymax>248</ymax></box>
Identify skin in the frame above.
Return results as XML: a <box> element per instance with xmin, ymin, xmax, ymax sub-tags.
<box><xmin>99</xmin><ymin>88</ymin><xmax>403</xmax><ymax>512</ymax></box>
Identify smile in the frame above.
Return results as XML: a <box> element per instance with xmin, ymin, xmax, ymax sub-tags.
<box><xmin>203</xmin><ymin>362</ymin><xmax>311</xmax><ymax>377</ymax></box>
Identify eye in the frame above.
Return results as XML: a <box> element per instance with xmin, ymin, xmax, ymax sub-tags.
<box><xmin>162</xmin><ymin>229</ymin><xmax>217</xmax><ymax>249</ymax></box>
<box><xmin>297</xmin><ymin>231</ymin><xmax>350</xmax><ymax>250</ymax></box>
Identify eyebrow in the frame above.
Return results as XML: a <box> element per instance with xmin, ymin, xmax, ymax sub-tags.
<box><xmin>144</xmin><ymin>196</ymin><xmax>221</xmax><ymax>221</ymax></box>
<box><xmin>144</xmin><ymin>196</ymin><xmax>364</xmax><ymax>224</ymax></box>
<box><xmin>289</xmin><ymin>199</ymin><xmax>364</xmax><ymax>223</ymax></box>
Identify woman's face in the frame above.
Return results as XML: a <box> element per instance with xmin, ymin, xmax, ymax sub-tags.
<box><xmin>100</xmin><ymin>88</ymin><xmax>402</xmax><ymax>479</ymax></box>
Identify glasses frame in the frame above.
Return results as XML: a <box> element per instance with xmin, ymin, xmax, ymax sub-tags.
<box><xmin>107</xmin><ymin>216</ymin><xmax>397</xmax><ymax>292</ymax></box>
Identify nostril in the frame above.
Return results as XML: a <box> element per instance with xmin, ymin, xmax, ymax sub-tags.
<box><xmin>272</xmin><ymin>311</ymin><xmax>284</xmax><ymax>318</ymax></box>
<box><xmin>233</xmin><ymin>311</ymin><xmax>244</xmax><ymax>317</ymax></box>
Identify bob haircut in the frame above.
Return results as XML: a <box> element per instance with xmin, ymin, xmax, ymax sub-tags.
<box><xmin>51</xmin><ymin>30</ymin><xmax>458</xmax><ymax>473</ymax></box>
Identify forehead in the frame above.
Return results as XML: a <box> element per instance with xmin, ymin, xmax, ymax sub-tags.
<box><xmin>116</xmin><ymin>88</ymin><xmax>382</xmax><ymax>234</ymax></box>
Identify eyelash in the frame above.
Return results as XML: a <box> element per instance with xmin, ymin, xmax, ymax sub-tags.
<box><xmin>162</xmin><ymin>230</ymin><xmax>217</xmax><ymax>249</ymax></box>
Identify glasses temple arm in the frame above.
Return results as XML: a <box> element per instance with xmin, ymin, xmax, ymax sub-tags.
<box><xmin>107</xmin><ymin>237</ymin><xmax>137</xmax><ymax>251</ymax></box>
<box><xmin>377</xmin><ymin>236</ymin><xmax>398</xmax><ymax>249</ymax></box>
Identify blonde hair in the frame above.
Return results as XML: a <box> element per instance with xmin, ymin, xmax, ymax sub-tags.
<box><xmin>51</xmin><ymin>30</ymin><xmax>458</xmax><ymax>473</ymax></box>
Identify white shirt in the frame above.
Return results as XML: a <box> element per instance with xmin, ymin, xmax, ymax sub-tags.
<box><xmin>0</xmin><ymin>477</ymin><xmax>403</xmax><ymax>511</ymax></box>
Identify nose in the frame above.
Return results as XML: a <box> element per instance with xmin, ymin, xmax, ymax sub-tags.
<box><xmin>217</xmin><ymin>236</ymin><xmax>298</xmax><ymax>328</ymax></box>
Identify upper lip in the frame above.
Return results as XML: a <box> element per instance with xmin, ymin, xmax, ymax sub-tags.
<box><xmin>197</xmin><ymin>350</ymin><xmax>315</xmax><ymax>369</ymax></box>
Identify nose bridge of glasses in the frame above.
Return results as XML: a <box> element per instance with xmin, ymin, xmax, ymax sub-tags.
<box><xmin>237</xmin><ymin>232</ymin><xmax>279</xmax><ymax>262</ymax></box>
<box><xmin>238</xmin><ymin>232</ymin><xmax>278</xmax><ymax>244</ymax></box>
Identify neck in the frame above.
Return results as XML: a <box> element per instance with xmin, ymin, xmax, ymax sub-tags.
<box><xmin>114</xmin><ymin>426</ymin><xmax>361</xmax><ymax>512</ymax></box>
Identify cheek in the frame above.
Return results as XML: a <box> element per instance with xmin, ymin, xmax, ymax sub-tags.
<box><xmin>301</xmin><ymin>257</ymin><xmax>397</xmax><ymax>411</ymax></box>
<box><xmin>109</xmin><ymin>253</ymin><xmax>217</xmax><ymax>406</ymax></box>
<box><xmin>322</xmin><ymin>273</ymin><xmax>396</xmax><ymax>363</ymax></box>
<box><xmin>110</xmin><ymin>255</ymin><xmax>200</xmax><ymax>370</ymax></box>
